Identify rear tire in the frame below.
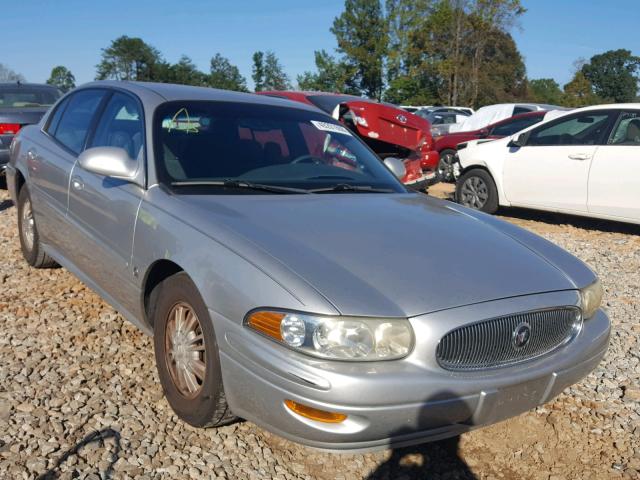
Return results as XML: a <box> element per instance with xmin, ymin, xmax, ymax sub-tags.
<box><xmin>437</xmin><ymin>149</ymin><xmax>457</xmax><ymax>182</ymax></box>
<box><xmin>152</xmin><ymin>272</ymin><xmax>236</xmax><ymax>428</ymax></box>
<box><xmin>17</xmin><ymin>186</ymin><xmax>57</xmax><ymax>268</ymax></box>
<box><xmin>456</xmin><ymin>168</ymin><xmax>499</xmax><ymax>214</ymax></box>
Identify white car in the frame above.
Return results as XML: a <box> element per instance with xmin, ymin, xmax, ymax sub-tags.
<box><xmin>455</xmin><ymin>104</ymin><xmax>640</xmax><ymax>224</ymax></box>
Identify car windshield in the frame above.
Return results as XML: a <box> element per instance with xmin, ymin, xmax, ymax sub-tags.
<box><xmin>0</xmin><ymin>86</ymin><xmax>61</xmax><ymax>108</ymax></box>
<box><xmin>306</xmin><ymin>94</ymin><xmax>370</xmax><ymax>114</ymax></box>
<box><xmin>154</xmin><ymin>101</ymin><xmax>405</xmax><ymax>194</ymax></box>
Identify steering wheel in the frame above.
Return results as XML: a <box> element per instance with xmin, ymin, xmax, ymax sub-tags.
<box><xmin>291</xmin><ymin>155</ymin><xmax>324</xmax><ymax>165</ymax></box>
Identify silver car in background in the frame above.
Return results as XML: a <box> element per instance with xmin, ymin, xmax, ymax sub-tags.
<box><xmin>7</xmin><ymin>81</ymin><xmax>610</xmax><ymax>451</ymax></box>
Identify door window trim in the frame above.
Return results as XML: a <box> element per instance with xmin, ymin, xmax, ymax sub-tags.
<box><xmin>523</xmin><ymin>110</ymin><xmax>618</xmax><ymax>147</ymax></box>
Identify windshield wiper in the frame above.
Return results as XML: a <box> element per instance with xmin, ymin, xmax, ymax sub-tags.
<box><xmin>170</xmin><ymin>180</ymin><xmax>312</xmax><ymax>194</ymax></box>
<box><xmin>310</xmin><ymin>184</ymin><xmax>395</xmax><ymax>194</ymax></box>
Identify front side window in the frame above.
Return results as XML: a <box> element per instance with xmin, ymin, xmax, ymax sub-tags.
<box><xmin>91</xmin><ymin>92</ymin><xmax>144</xmax><ymax>160</ymax></box>
<box><xmin>490</xmin><ymin>115</ymin><xmax>544</xmax><ymax>136</ymax></box>
<box><xmin>527</xmin><ymin>113</ymin><xmax>611</xmax><ymax>147</ymax></box>
<box><xmin>608</xmin><ymin>111</ymin><xmax>640</xmax><ymax>145</ymax></box>
<box><xmin>54</xmin><ymin>90</ymin><xmax>107</xmax><ymax>154</ymax></box>
<box><xmin>154</xmin><ymin>101</ymin><xmax>404</xmax><ymax>193</ymax></box>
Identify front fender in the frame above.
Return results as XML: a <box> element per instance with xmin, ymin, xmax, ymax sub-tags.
<box><xmin>132</xmin><ymin>188</ymin><xmax>340</xmax><ymax>330</ymax></box>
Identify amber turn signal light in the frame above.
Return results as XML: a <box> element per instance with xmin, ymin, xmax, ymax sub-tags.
<box><xmin>284</xmin><ymin>399</ymin><xmax>347</xmax><ymax>424</ymax></box>
<box><xmin>247</xmin><ymin>311</ymin><xmax>286</xmax><ymax>340</ymax></box>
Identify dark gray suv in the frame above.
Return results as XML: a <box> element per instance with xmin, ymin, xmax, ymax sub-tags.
<box><xmin>0</xmin><ymin>83</ymin><xmax>61</xmax><ymax>179</ymax></box>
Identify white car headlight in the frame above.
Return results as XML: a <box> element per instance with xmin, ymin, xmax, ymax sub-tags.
<box><xmin>246</xmin><ymin>310</ymin><xmax>414</xmax><ymax>361</ymax></box>
<box><xmin>580</xmin><ymin>279</ymin><xmax>603</xmax><ymax>319</ymax></box>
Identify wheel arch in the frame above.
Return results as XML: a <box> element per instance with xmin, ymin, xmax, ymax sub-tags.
<box><xmin>141</xmin><ymin>259</ymin><xmax>185</xmax><ymax>329</ymax></box>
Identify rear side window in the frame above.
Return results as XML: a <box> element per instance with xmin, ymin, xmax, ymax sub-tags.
<box><xmin>490</xmin><ymin>116</ymin><xmax>543</xmax><ymax>136</ymax></box>
<box><xmin>90</xmin><ymin>92</ymin><xmax>144</xmax><ymax>160</ymax></box>
<box><xmin>608</xmin><ymin>111</ymin><xmax>640</xmax><ymax>145</ymax></box>
<box><xmin>513</xmin><ymin>106</ymin><xmax>533</xmax><ymax>115</ymax></box>
<box><xmin>45</xmin><ymin>97</ymin><xmax>70</xmax><ymax>135</ymax></box>
<box><xmin>54</xmin><ymin>90</ymin><xmax>107</xmax><ymax>154</ymax></box>
<box><xmin>527</xmin><ymin>113</ymin><xmax>611</xmax><ymax>146</ymax></box>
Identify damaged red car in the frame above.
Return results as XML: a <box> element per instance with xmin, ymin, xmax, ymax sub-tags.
<box><xmin>258</xmin><ymin>91</ymin><xmax>439</xmax><ymax>190</ymax></box>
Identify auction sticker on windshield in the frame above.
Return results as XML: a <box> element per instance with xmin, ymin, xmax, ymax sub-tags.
<box><xmin>311</xmin><ymin>120</ymin><xmax>352</xmax><ymax>136</ymax></box>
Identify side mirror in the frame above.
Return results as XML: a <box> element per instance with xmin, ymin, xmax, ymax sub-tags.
<box><xmin>384</xmin><ymin>157</ymin><xmax>406</xmax><ymax>179</ymax></box>
<box><xmin>78</xmin><ymin>147</ymin><xmax>138</xmax><ymax>180</ymax></box>
<box><xmin>508</xmin><ymin>132</ymin><xmax>529</xmax><ymax>148</ymax></box>
<box><xmin>478</xmin><ymin>128</ymin><xmax>489</xmax><ymax>138</ymax></box>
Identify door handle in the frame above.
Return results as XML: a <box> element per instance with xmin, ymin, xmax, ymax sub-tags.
<box><xmin>568</xmin><ymin>153</ymin><xmax>591</xmax><ymax>161</ymax></box>
<box><xmin>26</xmin><ymin>149</ymin><xmax>36</xmax><ymax>160</ymax></box>
<box><xmin>71</xmin><ymin>176</ymin><xmax>84</xmax><ymax>191</ymax></box>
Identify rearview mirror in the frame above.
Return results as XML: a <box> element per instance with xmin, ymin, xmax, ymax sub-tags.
<box><xmin>478</xmin><ymin>128</ymin><xmax>489</xmax><ymax>138</ymax></box>
<box><xmin>383</xmin><ymin>157</ymin><xmax>406</xmax><ymax>179</ymax></box>
<box><xmin>78</xmin><ymin>147</ymin><xmax>138</xmax><ymax>181</ymax></box>
<box><xmin>508</xmin><ymin>132</ymin><xmax>529</xmax><ymax>148</ymax></box>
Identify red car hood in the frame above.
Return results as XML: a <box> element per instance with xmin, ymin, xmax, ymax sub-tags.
<box><xmin>344</xmin><ymin>101</ymin><xmax>431</xmax><ymax>151</ymax></box>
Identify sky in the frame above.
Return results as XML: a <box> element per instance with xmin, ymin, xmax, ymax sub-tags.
<box><xmin>1</xmin><ymin>0</ymin><xmax>638</xmax><ymax>89</ymax></box>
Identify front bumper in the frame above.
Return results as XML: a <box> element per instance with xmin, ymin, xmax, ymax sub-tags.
<box><xmin>212</xmin><ymin>291</ymin><xmax>610</xmax><ymax>452</ymax></box>
<box><xmin>404</xmin><ymin>170</ymin><xmax>439</xmax><ymax>191</ymax></box>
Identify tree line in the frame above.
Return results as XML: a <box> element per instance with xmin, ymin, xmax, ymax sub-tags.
<box><xmin>2</xmin><ymin>0</ymin><xmax>639</xmax><ymax>108</ymax></box>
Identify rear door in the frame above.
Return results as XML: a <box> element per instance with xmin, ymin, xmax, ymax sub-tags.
<box><xmin>588</xmin><ymin>110</ymin><xmax>640</xmax><ymax>221</ymax></box>
<box><xmin>28</xmin><ymin>89</ymin><xmax>108</xmax><ymax>252</ymax></box>
<box><xmin>502</xmin><ymin>111</ymin><xmax>615</xmax><ymax>213</ymax></box>
<box><xmin>66</xmin><ymin>90</ymin><xmax>145</xmax><ymax>314</ymax></box>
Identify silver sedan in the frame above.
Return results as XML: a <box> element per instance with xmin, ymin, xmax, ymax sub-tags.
<box><xmin>7</xmin><ymin>81</ymin><xmax>610</xmax><ymax>452</ymax></box>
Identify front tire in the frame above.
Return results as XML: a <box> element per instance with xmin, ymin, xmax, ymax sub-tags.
<box><xmin>456</xmin><ymin>168</ymin><xmax>499</xmax><ymax>214</ymax></box>
<box><xmin>152</xmin><ymin>272</ymin><xmax>235</xmax><ymax>428</ymax></box>
<box><xmin>17</xmin><ymin>186</ymin><xmax>57</xmax><ymax>268</ymax></box>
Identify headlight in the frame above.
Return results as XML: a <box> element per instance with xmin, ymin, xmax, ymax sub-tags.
<box><xmin>246</xmin><ymin>310</ymin><xmax>414</xmax><ymax>361</ymax></box>
<box><xmin>580</xmin><ymin>279</ymin><xmax>603</xmax><ymax>319</ymax></box>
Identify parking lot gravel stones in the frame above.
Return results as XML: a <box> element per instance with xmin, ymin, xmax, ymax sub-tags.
<box><xmin>1</xmin><ymin>186</ymin><xmax>638</xmax><ymax>480</ymax></box>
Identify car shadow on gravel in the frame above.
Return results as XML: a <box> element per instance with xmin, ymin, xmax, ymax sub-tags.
<box><xmin>498</xmin><ymin>207</ymin><xmax>640</xmax><ymax>235</ymax></box>
<box><xmin>366</xmin><ymin>392</ymin><xmax>477</xmax><ymax>480</ymax></box>
<box><xmin>36</xmin><ymin>428</ymin><xmax>121</xmax><ymax>480</ymax></box>
<box><xmin>366</xmin><ymin>435</ymin><xmax>476</xmax><ymax>480</ymax></box>
<box><xmin>0</xmin><ymin>199</ymin><xmax>13</xmax><ymax>212</ymax></box>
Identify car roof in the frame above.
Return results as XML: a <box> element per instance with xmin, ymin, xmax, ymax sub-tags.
<box><xmin>572</xmin><ymin>103</ymin><xmax>640</xmax><ymax>112</ymax></box>
<box><xmin>76</xmin><ymin>81</ymin><xmax>321</xmax><ymax>113</ymax></box>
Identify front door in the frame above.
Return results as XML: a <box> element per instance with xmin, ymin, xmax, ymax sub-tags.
<box><xmin>67</xmin><ymin>91</ymin><xmax>145</xmax><ymax>315</ymax></box>
<box><xmin>503</xmin><ymin>111</ymin><xmax>614</xmax><ymax>213</ymax></box>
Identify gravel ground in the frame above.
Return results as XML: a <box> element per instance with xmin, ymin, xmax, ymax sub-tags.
<box><xmin>0</xmin><ymin>185</ymin><xmax>638</xmax><ymax>480</ymax></box>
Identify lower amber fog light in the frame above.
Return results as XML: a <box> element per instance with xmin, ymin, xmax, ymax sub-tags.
<box><xmin>284</xmin><ymin>400</ymin><xmax>347</xmax><ymax>424</ymax></box>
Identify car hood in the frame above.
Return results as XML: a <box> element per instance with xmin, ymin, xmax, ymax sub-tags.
<box><xmin>177</xmin><ymin>193</ymin><xmax>576</xmax><ymax>318</ymax></box>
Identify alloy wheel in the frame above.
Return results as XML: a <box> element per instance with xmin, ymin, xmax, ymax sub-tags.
<box><xmin>21</xmin><ymin>197</ymin><xmax>35</xmax><ymax>252</ymax></box>
<box><xmin>165</xmin><ymin>302</ymin><xmax>207</xmax><ymax>398</ymax></box>
<box><xmin>460</xmin><ymin>176</ymin><xmax>489</xmax><ymax>209</ymax></box>
<box><xmin>438</xmin><ymin>152</ymin><xmax>456</xmax><ymax>182</ymax></box>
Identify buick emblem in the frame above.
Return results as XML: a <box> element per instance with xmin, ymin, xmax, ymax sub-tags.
<box><xmin>396</xmin><ymin>114</ymin><xmax>407</xmax><ymax>124</ymax></box>
<box><xmin>512</xmin><ymin>322</ymin><xmax>531</xmax><ymax>349</ymax></box>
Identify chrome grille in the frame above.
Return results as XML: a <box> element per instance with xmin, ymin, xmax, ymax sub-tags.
<box><xmin>436</xmin><ymin>307</ymin><xmax>582</xmax><ymax>371</ymax></box>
